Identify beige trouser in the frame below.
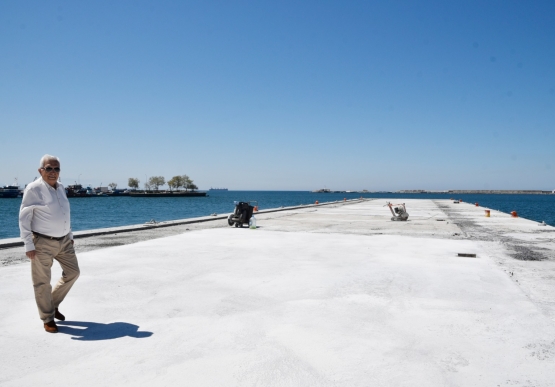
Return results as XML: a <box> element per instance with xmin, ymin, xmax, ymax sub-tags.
<box><xmin>31</xmin><ymin>234</ymin><xmax>80</xmax><ymax>323</ymax></box>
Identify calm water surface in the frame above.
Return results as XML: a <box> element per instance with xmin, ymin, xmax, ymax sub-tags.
<box><xmin>1</xmin><ymin>191</ymin><xmax>554</xmax><ymax>239</ymax></box>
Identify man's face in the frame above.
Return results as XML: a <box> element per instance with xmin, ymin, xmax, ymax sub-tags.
<box><xmin>38</xmin><ymin>160</ymin><xmax>61</xmax><ymax>187</ymax></box>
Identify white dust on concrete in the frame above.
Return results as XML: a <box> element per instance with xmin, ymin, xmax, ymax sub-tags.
<box><xmin>1</xmin><ymin>200</ymin><xmax>555</xmax><ymax>386</ymax></box>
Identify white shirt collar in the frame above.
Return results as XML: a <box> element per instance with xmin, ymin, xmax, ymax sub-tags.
<box><xmin>40</xmin><ymin>177</ymin><xmax>59</xmax><ymax>190</ymax></box>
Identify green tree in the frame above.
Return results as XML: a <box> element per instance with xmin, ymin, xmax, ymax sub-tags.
<box><xmin>108</xmin><ymin>182</ymin><xmax>117</xmax><ymax>191</ymax></box>
<box><xmin>128</xmin><ymin>178</ymin><xmax>140</xmax><ymax>190</ymax></box>
<box><xmin>148</xmin><ymin>176</ymin><xmax>166</xmax><ymax>191</ymax></box>
<box><xmin>182</xmin><ymin>175</ymin><xmax>191</xmax><ymax>191</ymax></box>
<box><xmin>167</xmin><ymin>177</ymin><xmax>175</xmax><ymax>191</ymax></box>
<box><xmin>167</xmin><ymin>176</ymin><xmax>184</xmax><ymax>191</ymax></box>
<box><xmin>186</xmin><ymin>178</ymin><xmax>198</xmax><ymax>191</ymax></box>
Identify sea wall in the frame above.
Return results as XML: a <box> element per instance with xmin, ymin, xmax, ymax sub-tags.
<box><xmin>447</xmin><ymin>190</ymin><xmax>553</xmax><ymax>194</ymax></box>
<box><xmin>398</xmin><ymin>190</ymin><xmax>554</xmax><ymax>194</ymax></box>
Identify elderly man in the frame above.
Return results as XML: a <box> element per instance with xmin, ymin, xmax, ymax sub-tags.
<box><xmin>19</xmin><ymin>154</ymin><xmax>80</xmax><ymax>333</ymax></box>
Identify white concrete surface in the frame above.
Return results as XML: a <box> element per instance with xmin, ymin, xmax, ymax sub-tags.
<box><xmin>1</xmin><ymin>200</ymin><xmax>555</xmax><ymax>386</ymax></box>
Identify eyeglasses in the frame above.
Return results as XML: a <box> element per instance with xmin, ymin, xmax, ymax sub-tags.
<box><xmin>42</xmin><ymin>167</ymin><xmax>61</xmax><ymax>173</ymax></box>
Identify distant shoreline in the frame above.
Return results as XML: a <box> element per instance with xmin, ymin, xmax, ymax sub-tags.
<box><xmin>397</xmin><ymin>190</ymin><xmax>554</xmax><ymax>195</ymax></box>
<box><xmin>311</xmin><ymin>190</ymin><xmax>554</xmax><ymax>195</ymax></box>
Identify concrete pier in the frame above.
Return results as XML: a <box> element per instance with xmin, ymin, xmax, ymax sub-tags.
<box><xmin>1</xmin><ymin>199</ymin><xmax>555</xmax><ymax>386</ymax></box>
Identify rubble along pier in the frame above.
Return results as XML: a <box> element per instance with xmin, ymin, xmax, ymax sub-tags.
<box><xmin>1</xmin><ymin>199</ymin><xmax>555</xmax><ymax>386</ymax></box>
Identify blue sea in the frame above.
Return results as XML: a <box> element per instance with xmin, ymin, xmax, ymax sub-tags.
<box><xmin>1</xmin><ymin>191</ymin><xmax>554</xmax><ymax>240</ymax></box>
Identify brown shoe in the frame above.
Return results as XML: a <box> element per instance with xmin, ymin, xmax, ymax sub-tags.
<box><xmin>44</xmin><ymin>320</ymin><xmax>58</xmax><ymax>333</ymax></box>
<box><xmin>55</xmin><ymin>308</ymin><xmax>65</xmax><ymax>321</ymax></box>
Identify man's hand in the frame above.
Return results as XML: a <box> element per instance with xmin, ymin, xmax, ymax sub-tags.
<box><xmin>26</xmin><ymin>250</ymin><xmax>36</xmax><ymax>260</ymax></box>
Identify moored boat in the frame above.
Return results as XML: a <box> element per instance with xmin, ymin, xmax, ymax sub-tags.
<box><xmin>0</xmin><ymin>185</ymin><xmax>20</xmax><ymax>198</ymax></box>
<box><xmin>66</xmin><ymin>184</ymin><xmax>92</xmax><ymax>197</ymax></box>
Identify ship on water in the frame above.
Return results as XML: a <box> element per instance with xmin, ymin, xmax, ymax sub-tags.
<box><xmin>209</xmin><ymin>187</ymin><xmax>228</xmax><ymax>191</ymax></box>
<box><xmin>66</xmin><ymin>184</ymin><xmax>92</xmax><ymax>197</ymax></box>
<box><xmin>0</xmin><ymin>179</ymin><xmax>21</xmax><ymax>198</ymax></box>
<box><xmin>0</xmin><ymin>184</ymin><xmax>20</xmax><ymax>198</ymax></box>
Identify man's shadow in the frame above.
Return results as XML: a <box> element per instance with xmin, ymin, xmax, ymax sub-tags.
<box><xmin>57</xmin><ymin>321</ymin><xmax>153</xmax><ymax>341</ymax></box>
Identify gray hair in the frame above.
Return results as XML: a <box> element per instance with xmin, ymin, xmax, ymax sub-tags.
<box><xmin>39</xmin><ymin>154</ymin><xmax>60</xmax><ymax>168</ymax></box>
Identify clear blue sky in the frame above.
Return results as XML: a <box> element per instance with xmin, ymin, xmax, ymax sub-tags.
<box><xmin>1</xmin><ymin>0</ymin><xmax>554</xmax><ymax>190</ymax></box>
